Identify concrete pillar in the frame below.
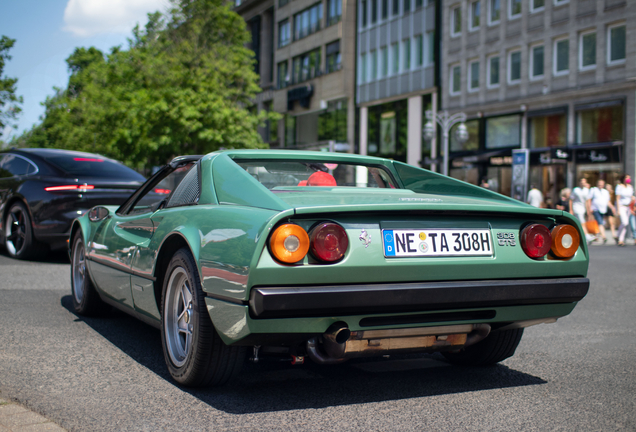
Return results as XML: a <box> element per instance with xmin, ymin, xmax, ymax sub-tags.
<box><xmin>430</xmin><ymin>90</ymin><xmax>438</xmax><ymax>172</ymax></box>
<box><xmin>360</xmin><ymin>106</ymin><xmax>368</xmax><ymax>155</ymax></box>
<box><xmin>407</xmin><ymin>95</ymin><xmax>423</xmax><ymax>166</ymax></box>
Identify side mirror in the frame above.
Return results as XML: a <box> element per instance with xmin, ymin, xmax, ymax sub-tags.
<box><xmin>88</xmin><ymin>206</ymin><xmax>110</xmax><ymax>222</ymax></box>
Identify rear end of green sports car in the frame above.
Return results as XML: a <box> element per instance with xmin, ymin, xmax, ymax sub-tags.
<box><xmin>203</xmin><ymin>152</ymin><xmax>589</xmax><ymax>368</ymax></box>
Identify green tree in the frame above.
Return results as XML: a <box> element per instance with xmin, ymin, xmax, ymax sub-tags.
<box><xmin>17</xmin><ymin>0</ymin><xmax>276</xmax><ymax>169</ymax></box>
<box><xmin>0</xmin><ymin>36</ymin><xmax>23</xmax><ymax>131</ymax></box>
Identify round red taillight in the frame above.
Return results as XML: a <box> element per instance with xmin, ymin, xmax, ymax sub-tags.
<box><xmin>309</xmin><ymin>223</ymin><xmax>349</xmax><ymax>262</ymax></box>
<box><xmin>520</xmin><ymin>224</ymin><xmax>552</xmax><ymax>259</ymax></box>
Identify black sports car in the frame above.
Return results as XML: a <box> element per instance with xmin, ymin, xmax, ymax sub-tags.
<box><xmin>0</xmin><ymin>148</ymin><xmax>145</xmax><ymax>259</ymax></box>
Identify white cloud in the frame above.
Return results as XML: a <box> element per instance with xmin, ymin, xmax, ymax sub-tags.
<box><xmin>63</xmin><ymin>0</ymin><xmax>169</xmax><ymax>37</ymax></box>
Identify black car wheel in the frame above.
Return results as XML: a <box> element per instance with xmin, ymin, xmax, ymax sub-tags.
<box><xmin>442</xmin><ymin>328</ymin><xmax>524</xmax><ymax>366</ymax></box>
<box><xmin>70</xmin><ymin>232</ymin><xmax>104</xmax><ymax>316</ymax></box>
<box><xmin>4</xmin><ymin>202</ymin><xmax>40</xmax><ymax>260</ymax></box>
<box><xmin>160</xmin><ymin>248</ymin><xmax>245</xmax><ymax>387</ymax></box>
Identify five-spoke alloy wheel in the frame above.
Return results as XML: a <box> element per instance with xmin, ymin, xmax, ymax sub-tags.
<box><xmin>4</xmin><ymin>202</ymin><xmax>37</xmax><ymax>260</ymax></box>
<box><xmin>160</xmin><ymin>248</ymin><xmax>245</xmax><ymax>387</ymax></box>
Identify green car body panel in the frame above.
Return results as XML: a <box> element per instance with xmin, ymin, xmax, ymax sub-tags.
<box><xmin>71</xmin><ymin>150</ymin><xmax>589</xmax><ymax>349</ymax></box>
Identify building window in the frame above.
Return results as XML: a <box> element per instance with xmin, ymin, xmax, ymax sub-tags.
<box><xmin>508</xmin><ymin>0</ymin><xmax>521</xmax><ymax>19</ymax></box>
<box><xmin>427</xmin><ymin>31</ymin><xmax>435</xmax><ymax>65</ymax></box>
<box><xmin>382</xmin><ymin>0</ymin><xmax>389</xmax><ymax>19</ymax></box>
<box><xmin>404</xmin><ymin>0</ymin><xmax>410</xmax><ymax>13</ymax></box>
<box><xmin>415</xmin><ymin>34</ymin><xmax>424</xmax><ymax>67</ymax></box>
<box><xmin>530</xmin><ymin>45</ymin><xmax>544</xmax><ymax>80</ymax></box>
<box><xmin>451</xmin><ymin>6</ymin><xmax>461</xmax><ymax>37</ymax></box>
<box><xmin>370</xmin><ymin>50</ymin><xmax>378</xmax><ymax>80</ymax></box>
<box><xmin>580</xmin><ymin>31</ymin><xmax>596</xmax><ymax>70</ymax></box>
<box><xmin>278</xmin><ymin>19</ymin><xmax>290</xmax><ymax>48</ymax></box>
<box><xmin>294</xmin><ymin>3</ymin><xmax>322</xmax><ymax>41</ymax></box>
<box><xmin>508</xmin><ymin>50</ymin><xmax>521</xmax><ymax>83</ymax></box>
<box><xmin>489</xmin><ymin>0</ymin><xmax>500</xmax><ymax>25</ymax></box>
<box><xmin>531</xmin><ymin>0</ymin><xmax>544</xmax><ymax>12</ymax></box>
<box><xmin>292</xmin><ymin>48</ymin><xmax>321</xmax><ymax>83</ymax></box>
<box><xmin>326</xmin><ymin>40</ymin><xmax>341</xmax><ymax>73</ymax></box>
<box><xmin>554</xmin><ymin>0</ymin><xmax>568</xmax><ymax>6</ymax></box>
<box><xmin>607</xmin><ymin>24</ymin><xmax>626</xmax><ymax>65</ymax></box>
<box><xmin>277</xmin><ymin>61</ymin><xmax>289</xmax><ymax>88</ymax></box>
<box><xmin>371</xmin><ymin>0</ymin><xmax>378</xmax><ymax>23</ymax></box>
<box><xmin>392</xmin><ymin>0</ymin><xmax>399</xmax><ymax>15</ymax></box>
<box><xmin>415</xmin><ymin>0</ymin><xmax>423</xmax><ymax>9</ymax></box>
<box><xmin>360</xmin><ymin>0</ymin><xmax>368</xmax><ymax>28</ymax></box>
<box><xmin>279</xmin><ymin>0</ymin><xmax>289</xmax><ymax>7</ymax></box>
<box><xmin>450</xmin><ymin>120</ymin><xmax>480</xmax><ymax>152</ymax></box>
<box><xmin>470</xmin><ymin>1</ymin><xmax>480</xmax><ymax>31</ymax></box>
<box><xmin>318</xmin><ymin>99</ymin><xmax>348</xmax><ymax>143</ymax></box>
<box><xmin>488</xmin><ymin>55</ymin><xmax>500</xmax><ymax>87</ymax></box>
<box><xmin>367</xmin><ymin>100</ymin><xmax>408</xmax><ymax>161</ymax></box>
<box><xmin>359</xmin><ymin>53</ymin><xmax>367</xmax><ymax>83</ymax></box>
<box><xmin>469</xmin><ymin>60</ymin><xmax>480</xmax><ymax>91</ymax></box>
<box><xmin>554</xmin><ymin>38</ymin><xmax>569</xmax><ymax>75</ymax></box>
<box><xmin>576</xmin><ymin>104</ymin><xmax>624</xmax><ymax>144</ymax></box>
<box><xmin>285</xmin><ymin>115</ymin><xmax>296</xmax><ymax>147</ymax></box>
<box><xmin>450</xmin><ymin>64</ymin><xmax>461</xmax><ymax>95</ymax></box>
<box><xmin>403</xmin><ymin>39</ymin><xmax>411</xmax><ymax>71</ymax></box>
<box><xmin>529</xmin><ymin>113</ymin><xmax>566</xmax><ymax>148</ymax></box>
<box><xmin>391</xmin><ymin>43</ymin><xmax>399</xmax><ymax>74</ymax></box>
<box><xmin>327</xmin><ymin>0</ymin><xmax>342</xmax><ymax>26</ymax></box>
<box><xmin>381</xmin><ymin>46</ymin><xmax>389</xmax><ymax>77</ymax></box>
<box><xmin>486</xmin><ymin>115</ymin><xmax>521</xmax><ymax>148</ymax></box>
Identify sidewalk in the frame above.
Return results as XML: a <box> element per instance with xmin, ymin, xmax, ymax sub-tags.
<box><xmin>0</xmin><ymin>397</ymin><xmax>65</xmax><ymax>432</ymax></box>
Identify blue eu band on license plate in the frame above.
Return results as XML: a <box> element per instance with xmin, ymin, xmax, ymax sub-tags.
<box><xmin>382</xmin><ymin>229</ymin><xmax>493</xmax><ymax>257</ymax></box>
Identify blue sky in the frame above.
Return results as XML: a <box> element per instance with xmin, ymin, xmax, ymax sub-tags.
<box><xmin>1</xmin><ymin>0</ymin><xmax>168</xmax><ymax>141</ymax></box>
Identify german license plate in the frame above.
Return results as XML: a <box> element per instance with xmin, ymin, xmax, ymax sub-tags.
<box><xmin>382</xmin><ymin>229</ymin><xmax>493</xmax><ymax>257</ymax></box>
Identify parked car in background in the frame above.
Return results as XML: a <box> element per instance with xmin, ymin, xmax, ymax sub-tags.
<box><xmin>0</xmin><ymin>148</ymin><xmax>145</xmax><ymax>259</ymax></box>
<box><xmin>70</xmin><ymin>150</ymin><xmax>589</xmax><ymax>387</ymax></box>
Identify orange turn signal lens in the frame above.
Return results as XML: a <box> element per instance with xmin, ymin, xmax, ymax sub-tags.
<box><xmin>551</xmin><ymin>224</ymin><xmax>580</xmax><ymax>259</ymax></box>
<box><xmin>270</xmin><ymin>224</ymin><xmax>310</xmax><ymax>264</ymax></box>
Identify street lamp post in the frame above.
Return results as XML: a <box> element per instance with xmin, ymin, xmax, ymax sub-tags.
<box><xmin>423</xmin><ymin>110</ymin><xmax>468</xmax><ymax>177</ymax></box>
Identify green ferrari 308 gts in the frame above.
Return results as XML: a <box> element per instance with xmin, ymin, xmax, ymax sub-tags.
<box><xmin>69</xmin><ymin>150</ymin><xmax>589</xmax><ymax>387</ymax></box>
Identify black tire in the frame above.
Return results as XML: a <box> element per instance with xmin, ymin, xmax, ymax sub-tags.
<box><xmin>442</xmin><ymin>328</ymin><xmax>524</xmax><ymax>366</ymax></box>
<box><xmin>70</xmin><ymin>231</ymin><xmax>104</xmax><ymax>316</ymax></box>
<box><xmin>160</xmin><ymin>248</ymin><xmax>245</xmax><ymax>387</ymax></box>
<box><xmin>3</xmin><ymin>202</ymin><xmax>43</xmax><ymax>260</ymax></box>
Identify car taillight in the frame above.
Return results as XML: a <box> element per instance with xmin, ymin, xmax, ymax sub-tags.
<box><xmin>551</xmin><ymin>224</ymin><xmax>580</xmax><ymax>259</ymax></box>
<box><xmin>520</xmin><ymin>224</ymin><xmax>552</xmax><ymax>259</ymax></box>
<box><xmin>309</xmin><ymin>222</ymin><xmax>348</xmax><ymax>262</ymax></box>
<box><xmin>44</xmin><ymin>184</ymin><xmax>94</xmax><ymax>192</ymax></box>
<box><xmin>270</xmin><ymin>224</ymin><xmax>310</xmax><ymax>264</ymax></box>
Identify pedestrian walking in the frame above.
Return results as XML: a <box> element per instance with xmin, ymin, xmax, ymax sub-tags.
<box><xmin>605</xmin><ymin>182</ymin><xmax>618</xmax><ymax>242</ymax></box>
<box><xmin>570</xmin><ymin>178</ymin><xmax>595</xmax><ymax>243</ymax></box>
<box><xmin>629</xmin><ymin>196</ymin><xmax>636</xmax><ymax>243</ymax></box>
<box><xmin>615</xmin><ymin>174</ymin><xmax>634</xmax><ymax>246</ymax></box>
<box><xmin>556</xmin><ymin>188</ymin><xmax>571</xmax><ymax>212</ymax></box>
<box><xmin>527</xmin><ymin>185</ymin><xmax>544</xmax><ymax>208</ymax></box>
<box><xmin>587</xmin><ymin>179</ymin><xmax>615</xmax><ymax>244</ymax></box>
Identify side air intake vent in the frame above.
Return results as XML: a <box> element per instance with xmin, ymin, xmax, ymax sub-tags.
<box><xmin>167</xmin><ymin>166</ymin><xmax>200</xmax><ymax>207</ymax></box>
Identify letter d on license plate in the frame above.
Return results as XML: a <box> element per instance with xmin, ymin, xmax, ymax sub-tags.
<box><xmin>383</xmin><ymin>229</ymin><xmax>493</xmax><ymax>257</ymax></box>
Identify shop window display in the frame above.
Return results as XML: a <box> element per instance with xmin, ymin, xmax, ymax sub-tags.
<box><xmin>318</xmin><ymin>99</ymin><xmax>348</xmax><ymax>143</ymax></box>
<box><xmin>486</xmin><ymin>115</ymin><xmax>521</xmax><ymax>148</ymax></box>
<box><xmin>576</xmin><ymin>105</ymin><xmax>623</xmax><ymax>144</ymax></box>
<box><xmin>529</xmin><ymin>114</ymin><xmax>566</xmax><ymax>148</ymax></box>
<box><xmin>367</xmin><ymin>101</ymin><xmax>408</xmax><ymax>162</ymax></box>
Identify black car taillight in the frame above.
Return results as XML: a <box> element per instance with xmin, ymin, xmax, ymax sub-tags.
<box><xmin>44</xmin><ymin>184</ymin><xmax>94</xmax><ymax>192</ymax></box>
<box><xmin>309</xmin><ymin>222</ymin><xmax>349</xmax><ymax>262</ymax></box>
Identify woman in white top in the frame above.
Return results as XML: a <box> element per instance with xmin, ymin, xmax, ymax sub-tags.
<box><xmin>615</xmin><ymin>174</ymin><xmax>634</xmax><ymax>246</ymax></box>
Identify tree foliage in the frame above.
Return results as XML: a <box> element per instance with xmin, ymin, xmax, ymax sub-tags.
<box><xmin>15</xmin><ymin>0</ymin><xmax>275</xmax><ymax>169</ymax></box>
<box><xmin>0</xmin><ymin>36</ymin><xmax>23</xmax><ymax>132</ymax></box>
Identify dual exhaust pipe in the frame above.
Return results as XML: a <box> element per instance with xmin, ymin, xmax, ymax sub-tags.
<box><xmin>306</xmin><ymin>323</ymin><xmax>492</xmax><ymax>364</ymax></box>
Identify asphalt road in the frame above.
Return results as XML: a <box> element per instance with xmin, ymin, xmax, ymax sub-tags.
<box><xmin>0</xmin><ymin>245</ymin><xmax>634</xmax><ymax>431</ymax></box>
